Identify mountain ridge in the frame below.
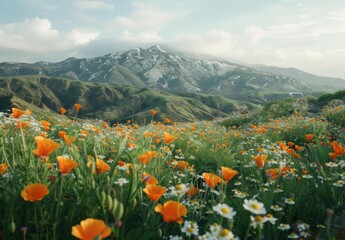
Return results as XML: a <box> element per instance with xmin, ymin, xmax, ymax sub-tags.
<box><xmin>252</xmin><ymin>64</ymin><xmax>345</xmax><ymax>89</ymax></box>
<box><xmin>0</xmin><ymin>45</ymin><xmax>330</xmax><ymax>104</ymax></box>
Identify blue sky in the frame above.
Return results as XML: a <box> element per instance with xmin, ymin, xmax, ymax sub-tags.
<box><xmin>1</xmin><ymin>0</ymin><xmax>345</xmax><ymax>78</ymax></box>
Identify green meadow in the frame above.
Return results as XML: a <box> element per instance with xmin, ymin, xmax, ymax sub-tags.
<box><xmin>0</xmin><ymin>95</ymin><xmax>344</xmax><ymax>239</ymax></box>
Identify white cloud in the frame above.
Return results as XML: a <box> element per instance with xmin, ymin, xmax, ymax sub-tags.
<box><xmin>120</xmin><ymin>30</ymin><xmax>162</xmax><ymax>43</ymax></box>
<box><xmin>0</xmin><ymin>18</ymin><xmax>99</xmax><ymax>59</ymax></box>
<box><xmin>305</xmin><ymin>50</ymin><xmax>323</xmax><ymax>61</ymax></box>
<box><xmin>173</xmin><ymin>29</ymin><xmax>239</xmax><ymax>58</ymax></box>
<box><xmin>3</xmin><ymin>17</ymin><xmax>59</xmax><ymax>41</ymax></box>
<box><xmin>68</xmin><ymin>29</ymin><xmax>99</xmax><ymax>45</ymax></box>
<box><xmin>244</xmin><ymin>25</ymin><xmax>265</xmax><ymax>44</ymax></box>
<box><xmin>111</xmin><ymin>2</ymin><xmax>182</xmax><ymax>30</ymax></box>
<box><xmin>75</xmin><ymin>0</ymin><xmax>114</xmax><ymax>11</ymax></box>
<box><xmin>266</xmin><ymin>22</ymin><xmax>316</xmax><ymax>37</ymax></box>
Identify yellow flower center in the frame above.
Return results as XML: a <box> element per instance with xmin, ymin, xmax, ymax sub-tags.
<box><xmin>219</xmin><ymin>229</ymin><xmax>230</xmax><ymax>237</ymax></box>
<box><xmin>187</xmin><ymin>228</ymin><xmax>194</xmax><ymax>233</ymax></box>
<box><xmin>221</xmin><ymin>207</ymin><xmax>229</xmax><ymax>214</ymax></box>
<box><xmin>251</xmin><ymin>203</ymin><xmax>260</xmax><ymax>210</ymax></box>
<box><xmin>255</xmin><ymin>216</ymin><xmax>264</xmax><ymax>222</ymax></box>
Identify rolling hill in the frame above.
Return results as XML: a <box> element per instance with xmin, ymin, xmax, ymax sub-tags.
<box><xmin>0</xmin><ymin>75</ymin><xmax>257</xmax><ymax>123</ymax></box>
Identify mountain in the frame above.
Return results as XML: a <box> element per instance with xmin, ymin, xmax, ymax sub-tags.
<box><xmin>0</xmin><ymin>75</ymin><xmax>257</xmax><ymax>123</ymax></box>
<box><xmin>252</xmin><ymin>64</ymin><xmax>345</xmax><ymax>89</ymax></box>
<box><xmin>0</xmin><ymin>45</ymin><xmax>326</xmax><ymax>103</ymax></box>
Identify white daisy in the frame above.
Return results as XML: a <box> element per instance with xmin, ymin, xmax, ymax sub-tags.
<box><xmin>264</xmin><ymin>214</ymin><xmax>277</xmax><ymax>225</ymax></box>
<box><xmin>217</xmin><ymin>228</ymin><xmax>235</xmax><ymax>240</ymax></box>
<box><xmin>213</xmin><ymin>203</ymin><xmax>237</xmax><ymax>220</ymax></box>
<box><xmin>181</xmin><ymin>220</ymin><xmax>199</xmax><ymax>237</ymax></box>
<box><xmin>250</xmin><ymin>215</ymin><xmax>266</xmax><ymax>229</ymax></box>
<box><xmin>243</xmin><ymin>199</ymin><xmax>267</xmax><ymax>215</ymax></box>
<box><xmin>278</xmin><ymin>223</ymin><xmax>291</xmax><ymax>231</ymax></box>
<box><xmin>114</xmin><ymin>178</ymin><xmax>129</xmax><ymax>186</ymax></box>
<box><xmin>271</xmin><ymin>204</ymin><xmax>283</xmax><ymax>212</ymax></box>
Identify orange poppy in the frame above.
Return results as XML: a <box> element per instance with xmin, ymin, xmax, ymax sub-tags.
<box><xmin>60</xmin><ymin>107</ymin><xmax>67</xmax><ymax>115</ymax></box>
<box><xmin>127</xmin><ymin>142</ymin><xmax>135</xmax><ymax>149</ymax></box>
<box><xmin>40</xmin><ymin>120</ymin><xmax>51</xmax><ymax>131</ymax></box>
<box><xmin>295</xmin><ymin>145</ymin><xmax>303</xmax><ymax>151</ymax></box>
<box><xmin>257</xmin><ymin>147</ymin><xmax>264</xmax><ymax>152</ymax></box>
<box><xmin>221</xmin><ymin>166</ymin><xmax>238</xmax><ymax>182</ymax></box>
<box><xmin>285</xmin><ymin>148</ymin><xmax>295</xmax><ymax>155</ymax></box>
<box><xmin>102</xmin><ymin>121</ymin><xmax>108</xmax><ymax>129</ymax></box>
<box><xmin>15</xmin><ymin>121</ymin><xmax>30</xmax><ymax>130</ymax></box>
<box><xmin>75</xmin><ymin>104</ymin><xmax>82</xmax><ymax>112</ymax></box>
<box><xmin>32</xmin><ymin>136</ymin><xmax>60</xmax><ymax>158</ymax></box>
<box><xmin>21</xmin><ymin>183</ymin><xmax>49</xmax><ymax>202</ymax></box>
<box><xmin>11</xmin><ymin>108</ymin><xmax>24</xmax><ymax>118</ymax></box>
<box><xmin>202</xmin><ymin>172</ymin><xmax>225</xmax><ymax>188</ymax></box>
<box><xmin>143</xmin><ymin>184</ymin><xmax>166</xmax><ymax>202</ymax></box>
<box><xmin>332</xmin><ymin>141</ymin><xmax>345</xmax><ymax>156</ymax></box>
<box><xmin>87</xmin><ymin>159</ymin><xmax>110</xmax><ymax>174</ymax></box>
<box><xmin>164</xmin><ymin>118</ymin><xmax>171</xmax><ymax>124</ymax></box>
<box><xmin>117</xmin><ymin>160</ymin><xmax>127</xmax><ymax>167</ymax></box>
<box><xmin>138</xmin><ymin>151</ymin><xmax>157</xmax><ymax>165</ymax></box>
<box><xmin>0</xmin><ymin>163</ymin><xmax>8</xmax><ymax>175</ymax></box>
<box><xmin>253</xmin><ymin>154</ymin><xmax>268</xmax><ymax>168</ymax></box>
<box><xmin>95</xmin><ymin>159</ymin><xmax>111</xmax><ymax>173</ymax></box>
<box><xmin>278</xmin><ymin>141</ymin><xmax>289</xmax><ymax>151</ymax></box>
<box><xmin>266</xmin><ymin>168</ymin><xmax>279</xmax><ymax>179</ymax></box>
<box><xmin>142</xmin><ymin>172</ymin><xmax>158</xmax><ymax>185</ymax></box>
<box><xmin>80</xmin><ymin>129</ymin><xmax>90</xmax><ymax>136</ymax></box>
<box><xmin>57</xmin><ymin>156</ymin><xmax>78</xmax><ymax>174</ymax></box>
<box><xmin>63</xmin><ymin>135</ymin><xmax>76</xmax><ymax>147</ymax></box>
<box><xmin>71</xmin><ymin>218</ymin><xmax>111</xmax><ymax>240</ymax></box>
<box><xmin>281</xmin><ymin>166</ymin><xmax>295</xmax><ymax>175</ymax></box>
<box><xmin>58</xmin><ymin>131</ymin><xmax>67</xmax><ymax>138</ymax></box>
<box><xmin>186</xmin><ymin>186</ymin><xmax>199</xmax><ymax>196</ymax></box>
<box><xmin>163</xmin><ymin>132</ymin><xmax>175</xmax><ymax>144</ymax></box>
<box><xmin>329</xmin><ymin>152</ymin><xmax>338</xmax><ymax>160</ymax></box>
<box><xmin>306</xmin><ymin>134</ymin><xmax>314</xmax><ymax>141</ymax></box>
<box><xmin>177</xmin><ymin>161</ymin><xmax>189</xmax><ymax>170</ymax></box>
<box><xmin>154</xmin><ymin>200</ymin><xmax>187</xmax><ymax>224</ymax></box>
<box><xmin>24</xmin><ymin>109</ymin><xmax>31</xmax><ymax>115</ymax></box>
<box><xmin>151</xmin><ymin>109</ymin><xmax>157</xmax><ymax>116</ymax></box>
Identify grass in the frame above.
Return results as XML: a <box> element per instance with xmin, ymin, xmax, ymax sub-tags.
<box><xmin>0</xmin><ymin>101</ymin><xmax>344</xmax><ymax>239</ymax></box>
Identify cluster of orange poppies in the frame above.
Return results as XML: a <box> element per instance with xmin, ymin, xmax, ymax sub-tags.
<box><xmin>2</xmin><ymin>105</ymin><xmax>345</xmax><ymax>239</ymax></box>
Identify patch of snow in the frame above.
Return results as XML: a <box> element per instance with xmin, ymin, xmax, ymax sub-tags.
<box><xmin>246</xmin><ymin>77</ymin><xmax>256</xmax><ymax>86</ymax></box>
<box><xmin>145</xmin><ymin>67</ymin><xmax>163</xmax><ymax>83</ymax></box>
<box><xmin>289</xmin><ymin>92</ymin><xmax>304</xmax><ymax>96</ymax></box>
<box><xmin>160</xmin><ymin>78</ymin><xmax>169</xmax><ymax>88</ymax></box>
<box><xmin>88</xmin><ymin>72</ymin><xmax>102</xmax><ymax>81</ymax></box>
<box><xmin>148</xmin><ymin>45</ymin><xmax>167</xmax><ymax>53</ymax></box>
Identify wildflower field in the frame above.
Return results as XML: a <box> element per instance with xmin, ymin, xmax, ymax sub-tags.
<box><xmin>0</xmin><ymin>101</ymin><xmax>345</xmax><ymax>239</ymax></box>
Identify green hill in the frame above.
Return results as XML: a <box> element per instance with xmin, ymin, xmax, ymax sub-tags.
<box><xmin>0</xmin><ymin>75</ymin><xmax>256</xmax><ymax>123</ymax></box>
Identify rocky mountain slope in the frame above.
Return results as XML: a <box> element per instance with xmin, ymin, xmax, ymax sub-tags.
<box><xmin>0</xmin><ymin>45</ymin><xmax>328</xmax><ymax>103</ymax></box>
<box><xmin>253</xmin><ymin>64</ymin><xmax>345</xmax><ymax>89</ymax></box>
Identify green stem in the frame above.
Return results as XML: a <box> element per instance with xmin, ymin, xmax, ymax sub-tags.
<box><xmin>244</xmin><ymin>222</ymin><xmax>251</xmax><ymax>240</ymax></box>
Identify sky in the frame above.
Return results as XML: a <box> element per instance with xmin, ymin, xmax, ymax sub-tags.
<box><xmin>1</xmin><ymin>0</ymin><xmax>345</xmax><ymax>78</ymax></box>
